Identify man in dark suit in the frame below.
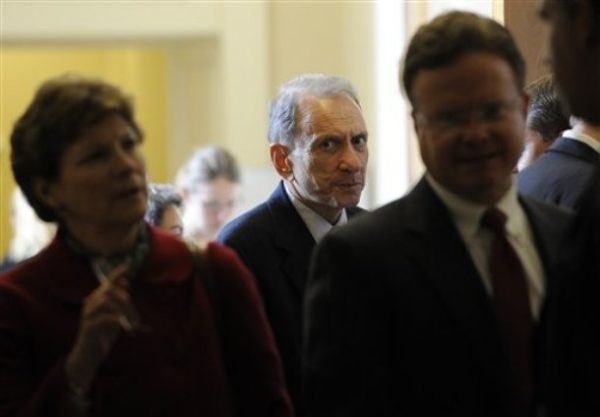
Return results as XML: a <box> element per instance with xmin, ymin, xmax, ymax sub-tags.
<box><xmin>218</xmin><ymin>73</ymin><xmax>368</xmax><ymax>417</ymax></box>
<box><xmin>536</xmin><ymin>1</ymin><xmax>600</xmax><ymax>415</ymax></box>
<box><xmin>304</xmin><ymin>11</ymin><xmax>570</xmax><ymax>417</ymax></box>
<box><xmin>518</xmin><ymin>117</ymin><xmax>599</xmax><ymax>210</ymax></box>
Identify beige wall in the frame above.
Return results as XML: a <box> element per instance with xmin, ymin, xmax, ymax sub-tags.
<box><xmin>1</xmin><ymin>1</ymin><xmax>507</xmax><ymax>256</ymax></box>
<box><xmin>0</xmin><ymin>1</ymin><xmax>376</xmax><ymax>256</ymax></box>
<box><xmin>0</xmin><ymin>47</ymin><xmax>168</xmax><ymax>257</ymax></box>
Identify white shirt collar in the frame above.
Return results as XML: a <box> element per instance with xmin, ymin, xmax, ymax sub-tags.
<box><xmin>425</xmin><ymin>174</ymin><xmax>526</xmax><ymax>241</ymax></box>
<box><xmin>425</xmin><ymin>175</ymin><xmax>545</xmax><ymax>319</ymax></box>
<box><xmin>562</xmin><ymin>128</ymin><xmax>600</xmax><ymax>154</ymax></box>
<box><xmin>283</xmin><ymin>181</ymin><xmax>348</xmax><ymax>242</ymax></box>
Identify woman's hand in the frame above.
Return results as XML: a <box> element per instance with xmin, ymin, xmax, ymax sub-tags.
<box><xmin>65</xmin><ymin>263</ymin><xmax>139</xmax><ymax>393</ymax></box>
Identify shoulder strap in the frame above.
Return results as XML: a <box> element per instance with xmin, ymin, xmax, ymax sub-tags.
<box><xmin>187</xmin><ymin>242</ymin><xmax>235</xmax><ymax>387</ymax></box>
<box><xmin>186</xmin><ymin>242</ymin><xmax>222</xmax><ymax>330</ymax></box>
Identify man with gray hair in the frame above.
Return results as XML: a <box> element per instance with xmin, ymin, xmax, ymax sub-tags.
<box><xmin>516</xmin><ymin>75</ymin><xmax>570</xmax><ymax>171</ymax></box>
<box><xmin>218</xmin><ymin>73</ymin><xmax>368</xmax><ymax>417</ymax></box>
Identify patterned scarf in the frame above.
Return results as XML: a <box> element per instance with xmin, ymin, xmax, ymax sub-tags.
<box><xmin>62</xmin><ymin>222</ymin><xmax>149</xmax><ymax>283</ymax></box>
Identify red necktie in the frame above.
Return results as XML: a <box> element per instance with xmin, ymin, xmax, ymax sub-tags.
<box><xmin>481</xmin><ymin>208</ymin><xmax>533</xmax><ymax>415</ymax></box>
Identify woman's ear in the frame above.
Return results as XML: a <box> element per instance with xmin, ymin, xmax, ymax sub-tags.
<box><xmin>33</xmin><ymin>178</ymin><xmax>60</xmax><ymax>212</ymax></box>
<box><xmin>270</xmin><ymin>143</ymin><xmax>294</xmax><ymax>180</ymax></box>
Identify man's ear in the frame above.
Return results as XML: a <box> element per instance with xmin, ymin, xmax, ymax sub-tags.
<box><xmin>270</xmin><ymin>143</ymin><xmax>294</xmax><ymax>180</ymax></box>
<box><xmin>33</xmin><ymin>178</ymin><xmax>60</xmax><ymax>212</ymax></box>
<box><xmin>411</xmin><ymin>109</ymin><xmax>422</xmax><ymax>138</ymax></box>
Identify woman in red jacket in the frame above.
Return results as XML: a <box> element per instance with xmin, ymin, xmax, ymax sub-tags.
<box><xmin>0</xmin><ymin>74</ymin><xmax>292</xmax><ymax>417</ymax></box>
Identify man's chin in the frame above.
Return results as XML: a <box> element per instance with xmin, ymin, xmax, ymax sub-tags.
<box><xmin>334</xmin><ymin>195</ymin><xmax>362</xmax><ymax>209</ymax></box>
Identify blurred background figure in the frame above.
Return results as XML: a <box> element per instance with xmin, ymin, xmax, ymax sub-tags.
<box><xmin>0</xmin><ymin>187</ymin><xmax>55</xmax><ymax>273</ymax></box>
<box><xmin>517</xmin><ymin>74</ymin><xmax>570</xmax><ymax>171</ymax></box>
<box><xmin>518</xmin><ymin>115</ymin><xmax>599</xmax><ymax>210</ymax></box>
<box><xmin>145</xmin><ymin>183</ymin><xmax>184</xmax><ymax>236</ymax></box>
<box><xmin>176</xmin><ymin>146</ymin><xmax>241</xmax><ymax>248</ymax></box>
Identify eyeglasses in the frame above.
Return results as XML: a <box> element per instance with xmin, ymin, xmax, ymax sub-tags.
<box><xmin>415</xmin><ymin>100</ymin><xmax>521</xmax><ymax>131</ymax></box>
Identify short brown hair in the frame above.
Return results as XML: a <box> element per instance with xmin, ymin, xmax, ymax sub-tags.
<box><xmin>10</xmin><ymin>74</ymin><xmax>142</xmax><ymax>221</ymax></box>
<box><xmin>401</xmin><ymin>11</ymin><xmax>526</xmax><ymax>108</ymax></box>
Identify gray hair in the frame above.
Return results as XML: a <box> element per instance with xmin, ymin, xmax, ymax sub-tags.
<box><xmin>175</xmin><ymin>146</ymin><xmax>240</xmax><ymax>192</ymax></box>
<box><xmin>267</xmin><ymin>73</ymin><xmax>360</xmax><ymax>147</ymax></box>
<box><xmin>525</xmin><ymin>75</ymin><xmax>570</xmax><ymax>142</ymax></box>
<box><xmin>145</xmin><ymin>183</ymin><xmax>182</xmax><ymax>226</ymax></box>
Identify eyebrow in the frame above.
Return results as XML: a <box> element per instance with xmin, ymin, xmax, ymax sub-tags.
<box><xmin>352</xmin><ymin>132</ymin><xmax>368</xmax><ymax>140</ymax></box>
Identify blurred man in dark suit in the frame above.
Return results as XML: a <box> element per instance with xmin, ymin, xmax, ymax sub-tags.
<box><xmin>537</xmin><ymin>1</ymin><xmax>600</xmax><ymax>415</ymax></box>
<box><xmin>304</xmin><ymin>11</ymin><xmax>570</xmax><ymax>417</ymax></box>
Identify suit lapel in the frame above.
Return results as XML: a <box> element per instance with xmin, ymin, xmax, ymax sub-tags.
<box><xmin>402</xmin><ymin>179</ymin><xmax>507</xmax><ymax>379</ymax></box>
<box><xmin>519</xmin><ymin>196</ymin><xmax>567</xmax><ymax>299</ymax></box>
<box><xmin>405</xmin><ymin>179</ymin><xmax>497</xmax><ymax>331</ymax></box>
<box><xmin>267</xmin><ymin>182</ymin><xmax>316</xmax><ymax>296</ymax></box>
<box><xmin>266</xmin><ymin>182</ymin><xmax>366</xmax><ymax>296</ymax></box>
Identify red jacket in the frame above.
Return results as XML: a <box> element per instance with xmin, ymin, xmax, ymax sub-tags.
<box><xmin>0</xmin><ymin>226</ymin><xmax>292</xmax><ymax>417</ymax></box>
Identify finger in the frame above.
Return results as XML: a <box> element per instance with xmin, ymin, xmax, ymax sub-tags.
<box><xmin>76</xmin><ymin>311</ymin><xmax>126</xmax><ymax>357</ymax></box>
<box><xmin>102</xmin><ymin>263</ymin><xmax>131</xmax><ymax>288</ymax></box>
<box><xmin>83</xmin><ymin>285</ymin><xmax>140</xmax><ymax>329</ymax></box>
<box><xmin>85</xmin><ymin>283</ymin><xmax>131</xmax><ymax>312</ymax></box>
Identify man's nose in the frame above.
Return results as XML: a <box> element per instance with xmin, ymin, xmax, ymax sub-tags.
<box><xmin>460</xmin><ymin>113</ymin><xmax>493</xmax><ymax>142</ymax></box>
<box><xmin>339</xmin><ymin>143</ymin><xmax>364</xmax><ymax>171</ymax></box>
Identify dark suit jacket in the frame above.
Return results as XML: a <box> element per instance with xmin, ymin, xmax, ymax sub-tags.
<box><xmin>304</xmin><ymin>178</ymin><xmax>570</xmax><ymax>417</ymax></box>
<box><xmin>0</xmin><ymin>226</ymin><xmax>292</xmax><ymax>417</ymax></box>
<box><xmin>218</xmin><ymin>181</ymin><xmax>364</xmax><ymax>417</ymax></box>
<box><xmin>518</xmin><ymin>137</ymin><xmax>600</xmax><ymax>416</ymax></box>
<box><xmin>518</xmin><ymin>137</ymin><xmax>600</xmax><ymax>210</ymax></box>
<box><xmin>546</xmin><ymin>170</ymin><xmax>600</xmax><ymax>417</ymax></box>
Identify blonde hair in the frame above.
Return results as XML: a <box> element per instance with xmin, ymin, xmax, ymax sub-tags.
<box><xmin>175</xmin><ymin>146</ymin><xmax>240</xmax><ymax>192</ymax></box>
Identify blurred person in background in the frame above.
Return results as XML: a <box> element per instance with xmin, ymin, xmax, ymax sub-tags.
<box><xmin>0</xmin><ymin>74</ymin><xmax>292</xmax><ymax>417</ymax></box>
<box><xmin>518</xmin><ymin>115</ymin><xmax>598</xmax><ymax>210</ymax></box>
<box><xmin>144</xmin><ymin>183</ymin><xmax>184</xmax><ymax>237</ymax></box>
<box><xmin>517</xmin><ymin>74</ymin><xmax>570</xmax><ymax>171</ymax></box>
<box><xmin>0</xmin><ymin>187</ymin><xmax>55</xmax><ymax>273</ymax></box>
<box><xmin>176</xmin><ymin>146</ymin><xmax>241</xmax><ymax>248</ymax></box>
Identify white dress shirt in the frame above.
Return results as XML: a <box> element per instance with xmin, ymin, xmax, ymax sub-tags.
<box><xmin>283</xmin><ymin>181</ymin><xmax>348</xmax><ymax>243</ymax></box>
<box><xmin>426</xmin><ymin>174</ymin><xmax>546</xmax><ymax>320</ymax></box>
